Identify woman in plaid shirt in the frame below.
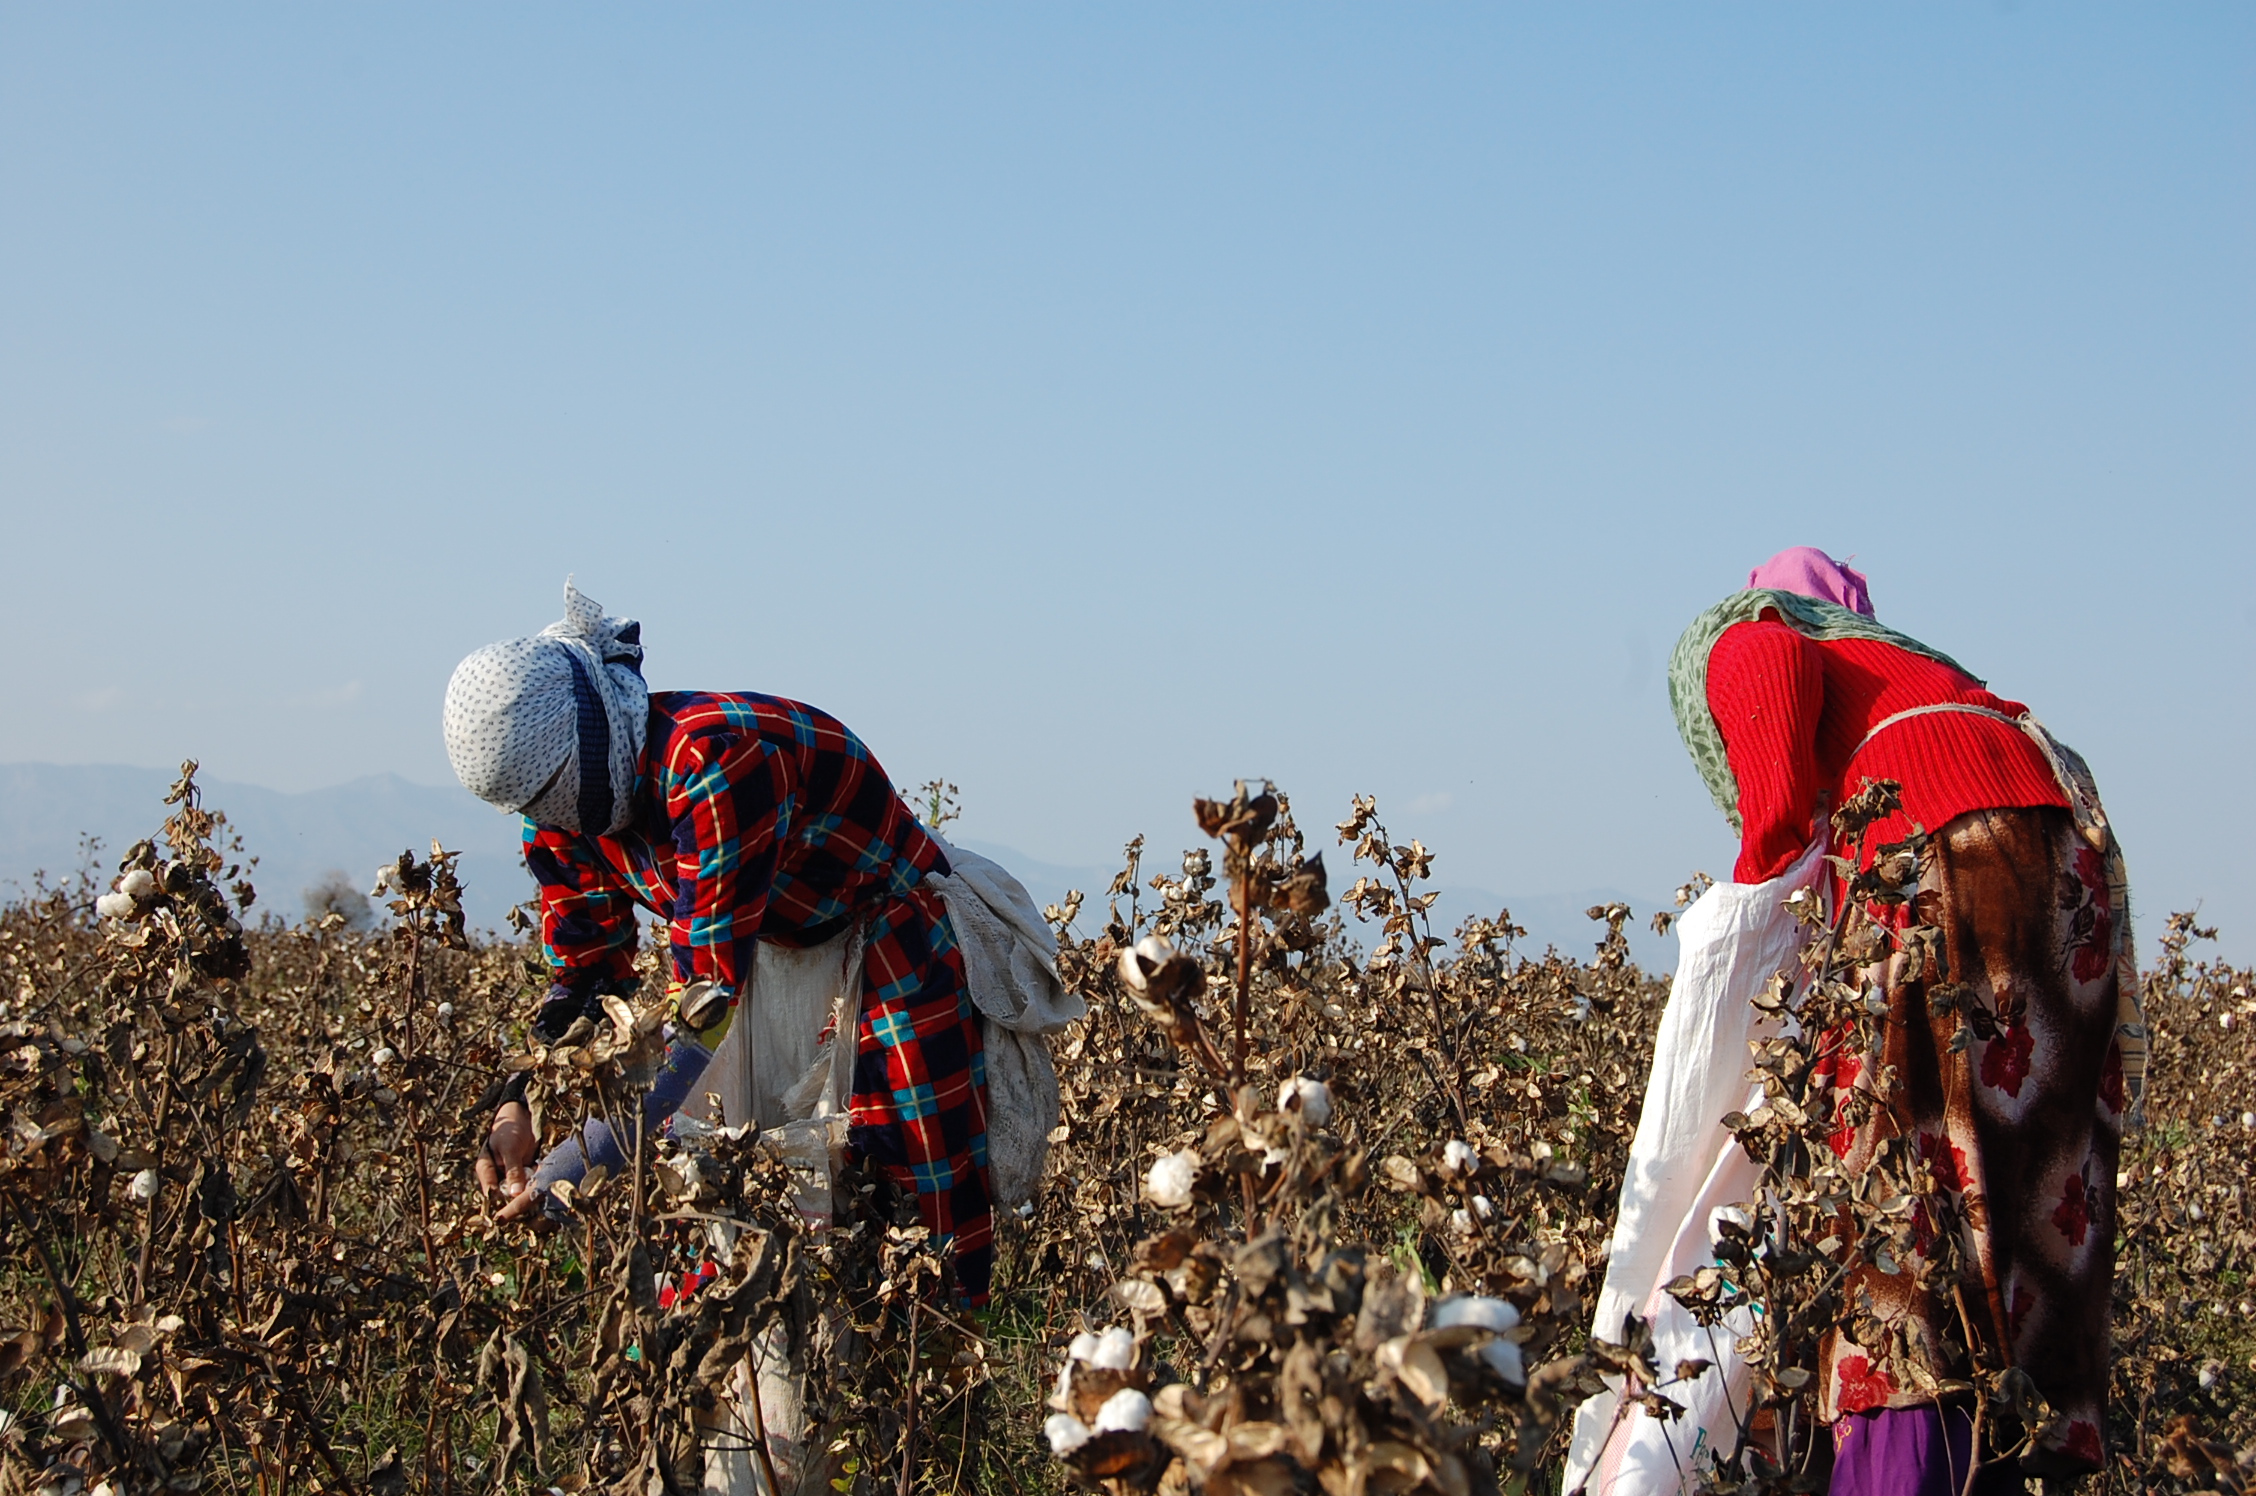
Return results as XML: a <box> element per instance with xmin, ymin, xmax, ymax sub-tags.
<box><xmin>444</xmin><ymin>583</ymin><xmax>993</xmax><ymax>1303</ymax></box>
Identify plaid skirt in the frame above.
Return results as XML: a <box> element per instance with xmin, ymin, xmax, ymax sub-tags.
<box><xmin>845</xmin><ymin>884</ymin><xmax>994</xmax><ymax>1304</ymax></box>
<box><xmin>1818</xmin><ymin>805</ymin><xmax>2125</xmax><ymax>1477</ymax></box>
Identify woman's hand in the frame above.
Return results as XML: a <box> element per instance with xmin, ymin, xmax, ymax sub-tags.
<box><xmin>476</xmin><ymin>1100</ymin><xmax>543</xmax><ymax>1223</ymax></box>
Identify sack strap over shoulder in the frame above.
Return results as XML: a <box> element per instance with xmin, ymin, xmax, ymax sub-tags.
<box><xmin>1847</xmin><ymin>701</ymin><xmax>2024</xmax><ymax>764</ymax></box>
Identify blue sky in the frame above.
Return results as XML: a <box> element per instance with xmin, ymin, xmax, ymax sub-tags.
<box><xmin>4</xmin><ymin>6</ymin><xmax>2251</xmax><ymax>957</ymax></box>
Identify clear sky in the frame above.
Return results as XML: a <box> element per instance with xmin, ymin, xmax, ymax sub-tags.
<box><xmin>4</xmin><ymin>7</ymin><xmax>2251</xmax><ymax>957</ymax></box>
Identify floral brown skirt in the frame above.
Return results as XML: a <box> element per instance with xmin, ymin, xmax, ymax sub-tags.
<box><xmin>1816</xmin><ymin>804</ymin><xmax>2130</xmax><ymax>1477</ymax></box>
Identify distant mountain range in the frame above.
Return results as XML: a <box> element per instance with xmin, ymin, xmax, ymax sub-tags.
<box><xmin>0</xmin><ymin>765</ymin><xmax>1677</xmax><ymax>970</ymax></box>
<box><xmin>0</xmin><ymin>763</ymin><xmax>535</xmax><ymax>929</ymax></box>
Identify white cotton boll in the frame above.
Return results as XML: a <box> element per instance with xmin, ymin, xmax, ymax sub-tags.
<box><xmin>1280</xmin><ymin>1075</ymin><xmax>1333</xmax><ymax>1127</ymax></box>
<box><xmin>118</xmin><ymin>869</ymin><xmax>156</xmax><ymax>902</ymax></box>
<box><xmin>1709</xmin><ymin>1204</ymin><xmax>1753</xmax><ymax>1243</ymax></box>
<box><xmin>1471</xmin><ymin>1195</ymin><xmax>1493</xmax><ymax>1220</ymax></box>
<box><xmin>1095</xmin><ymin>1388</ymin><xmax>1152</xmax><ymax>1433</ymax></box>
<box><xmin>1116</xmin><ymin>934</ymin><xmax>1176</xmax><ymax>992</ymax></box>
<box><xmin>1068</xmin><ymin>1331</ymin><xmax>1103</xmax><ymax>1364</ymax></box>
<box><xmin>128</xmin><ymin>1169</ymin><xmax>160</xmax><ymax>1203</ymax></box>
<box><xmin>1044</xmin><ymin>1413</ymin><xmax>1092</xmax><ymax>1456</ymax></box>
<box><xmin>1441</xmin><ymin>1139</ymin><xmax>1477</xmax><ymax>1176</ymax></box>
<box><xmin>372</xmin><ymin>1047</ymin><xmax>398</xmax><ymax>1068</ymax></box>
<box><xmin>2242</xmin><ymin>1112</ymin><xmax>2255</xmax><ymax>1130</ymax></box>
<box><xmin>2223</xmin><ymin>1012</ymin><xmax>2237</xmax><ymax>1031</ymax></box>
<box><xmin>436</xmin><ymin>1002</ymin><xmax>455</xmax><ymax>1022</ymax></box>
<box><xmin>1432</xmin><ymin>1295</ymin><xmax>1526</xmax><ymax>1386</ymax></box>
<box><xmin>1145</xmin><ymin>1149</ymin><xmax>1199</xmax><ymax>1209</ymax></box>
<box><xmin>94</xmin><ymin>893</ymin><xmax>135</xmax><ymax>921</ymax></box>
<box><xmin>1485</xmin><ymin>1338</ymin><xmax>1528</xmax><ymax>1387</ymax></box>
<box><xmin>1434</xmin><ymin>1295</ymin><xmax>1520</xmax><ymax>1333</ymax></box>
<box><xmin>1449</xmin><ymin>1209</ymin><xmax>1474</xmax><ymax>1235</ymax></box>
<box><xmin>1091</xmin><ymin>1327</ymin><xmax>1136</xmax><ymax>1371</ymax></box>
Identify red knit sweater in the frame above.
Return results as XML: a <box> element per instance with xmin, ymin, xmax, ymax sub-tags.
<box><xmin>1705</xmin><ymin>618</ymin><xmax>2068</xmax><ymax>883</ymax></box>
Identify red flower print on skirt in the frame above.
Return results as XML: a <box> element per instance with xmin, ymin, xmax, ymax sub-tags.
<box><xmin>1833</xmin><ymin>1354</ymin><xmax>1897</xmax><ymax>1414</ymax></box>
<box><xmin>1815</xmin><ymin>1023</ymin><xmax>1863</xmax><ymax>1158</ymax></box>
<box><xmin>2005</xmin><ymin>1283</ymin><xmax>2035</xmax><ymax>1342</ymax></box>
<box><xmin>2051</xmin><ymin>1170</ymin><xmax>2092</xmax><ymax>1247</ymax></box>
<box><xmin>2067</xmin><ymin>845</ymin><xmax>2114</xmax><ymax>984</ymax></box>
<box><xmin>2100</xmin><ymin>1042</ymin><xmax>2125</xmax><ymax>1115</ymax></box>
<box><xmin>1918</xmin><ymin>1130</ymin><xmax>1967</xmax><ymax>1192</ymax></box>
<box><xmin>1981</xmin><ymin>1020</ymin><xmax>2035</xmax><ymax>1097</ymax></box>
<box><xmin>1910</xmin><ymin>1199</ymin><xmax>1937</xmax><ymax>1257</ymax></box>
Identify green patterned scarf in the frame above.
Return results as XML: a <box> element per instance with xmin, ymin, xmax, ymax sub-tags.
<box><xmin>1668</xmin><ymin>590</ymin><xmax>1976</xmax><ymax>831</ymax></box>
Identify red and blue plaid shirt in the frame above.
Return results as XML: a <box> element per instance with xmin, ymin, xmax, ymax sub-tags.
<box><xmin>524</xmin><ymin>691</ymin><xmax>947</xmax><ymax>993</ymax></box>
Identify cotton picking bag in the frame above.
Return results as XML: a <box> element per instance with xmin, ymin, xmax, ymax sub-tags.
<box><xmin>927</xmin><ymin>835</ymin><xmax>1087</xmax><ymax>1209</ymax></box>
<box><xmin>684</xmin><ymin>842</ymin><xmax>1086</xmax><ymax>1496</ymax></box>
<box><xmin>1564</xmin><ymin>839</ymin><xmax>1827</xmax><ymax>1496</ymax></box>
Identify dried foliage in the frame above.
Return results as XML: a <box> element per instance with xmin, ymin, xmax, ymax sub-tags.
<box><xmin>0</xmin><ymin>769</ymin><xmax>2245</xmax><ymax>1494</ymax></box>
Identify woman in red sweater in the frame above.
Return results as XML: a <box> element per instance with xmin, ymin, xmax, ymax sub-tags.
<box><xmin>1671</xmin><ymin>547</ymin><xmax>2137</xmax><ymax>1489</ymax></box>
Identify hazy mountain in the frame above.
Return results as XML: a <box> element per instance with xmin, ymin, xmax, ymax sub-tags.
<box><xmin>0</xmin><ymin>763</ymin><xmax>533</xmax><ymax>930</ymax></box>
<box><xmin>0</xmin><ymin>770</ymin><xmax>1680</xmax><ymax>971</ymax></box>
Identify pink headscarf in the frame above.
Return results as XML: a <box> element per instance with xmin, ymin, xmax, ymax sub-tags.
<box><xmin>1746</xmin><ymin>546</ymin><xmax>1873</xmax><ymax>618</ymax></box>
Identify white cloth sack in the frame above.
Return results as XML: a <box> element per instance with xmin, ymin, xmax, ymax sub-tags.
<box><xmin>674</xmin><ymin>934</ymin><xmax>858</xmax><ymax>1496</ymax></box>
<box><xmin>683</xmin><ymin>848</ymin><xmax>1085</xmax><ymax>1493</ymax></box>
<box><xmin>681</xmin><ymin>837</ymin><xmax>1085</xmax><ymax>1213</ymax></box>
<box><xmin>927</xmin><ymin>834</ymin><xmax>1086</xmax><ymax>1210</ymax></box>
<box><xmin>1564</xmin><ymin>839</ymin><xmax>1826</xmax><ymax>1496</ymax></box>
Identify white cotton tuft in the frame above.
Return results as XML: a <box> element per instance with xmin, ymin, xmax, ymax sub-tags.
<box><xmin>1116</xmin><ymin>934</ymin><xmax>1176</xmax><ymax>993</ymax></box>
<box><xmin>128</xmin><ymin>1169</ymin><xmax>160</xmax><ymax>1203</ymax></box>
<box><xmin>1432</xmin><ymin>1295</ymin><xmax>1526</xmax><ymax>1386</ymax></box>
<box><xmin>1709</xmin><ymin>1204</ymin><xmax>1753</xmax><ymax>1243</ymax></box>
<box><xmin>94</xmin><ymin>893</ymin><xmax>135</xmax><ymax>921</ymax></box>
<box><xmin>1145</xmin><ymin>1149</ymin><xmax>1199</xmax><ymax>1209</ymax></box>
<box><xmin>1090</xmin><ymin>1327</ymin><xmax>1136</xmax><ymax>1371</ymax></box>
<box><xmin>118</xmin><ymin>869</ymin><xmax>156</xmax><ymax>901</ymax></box>
<box><xmin>1441</xmin><ymin>1139</ymin><xmax>1477</xmax><ymax>1176</ymax></box>
<box><xmin>1449</xmin><ymin>1209</ymin><xmax>1474</xmax><ymax>1235</ymax></box>
<box><xmin>1044</xmin><ymin>1413</ymin><xmax>1092</xmax><ymax>1455</ymax></box>
<box><xmin>372</xmin><ymin>1048</ymin><xmax>398</xmax><ymax>1068</ymax></box>
<box><xmin>1067</xmin><ymin>1331</ymin><xmax>1102</xmax><ymax>1364</ymax></box>
<box><xmin>1280</xmin><ymin>1075</ymin><xmax>1333</xmax><ymax>1126</ymax></box>
<box><xmin>436</xmin><ymin>1002</ymin><xmax>455</xmax><ymax>1022</ymax></box>
<box><xmin>1095</xmin><ymin>1388</ymin><xmax>1152</xmax><ymax>1433</ymax></box>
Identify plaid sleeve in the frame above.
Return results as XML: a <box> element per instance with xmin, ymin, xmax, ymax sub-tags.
<box><xmin>523</xmin><ymin>820</ymin><xmax>639</xmax><ymax>987</ymax></box>
<box><xmin>661</xmin><ymin>729</ymin><xmax>793</xmax><ymax>993</ymax></box>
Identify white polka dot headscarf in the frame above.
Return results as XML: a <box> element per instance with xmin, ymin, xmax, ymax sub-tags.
<box><xmin>442</xmin><ymin>579</ymin><xmax>649</xmax><ymax>836</ymax></box>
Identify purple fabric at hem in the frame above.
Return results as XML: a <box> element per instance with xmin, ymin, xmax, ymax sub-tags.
<box><xmin>1830</xmin><ymin>1406</ymin><xmax>2023</xmax><ymax>1496</ymax></box>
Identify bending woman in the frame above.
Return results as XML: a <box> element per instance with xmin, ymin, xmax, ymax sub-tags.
<box><xmin>445</xmin><ymin>581</ymin><xmax>994</xmax><ymax>1304</ymax></box>
<box><xmin>1673</xmin><ymin>547</ymin><xmax>2137</xmax><ymax>1487</ymax></box>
